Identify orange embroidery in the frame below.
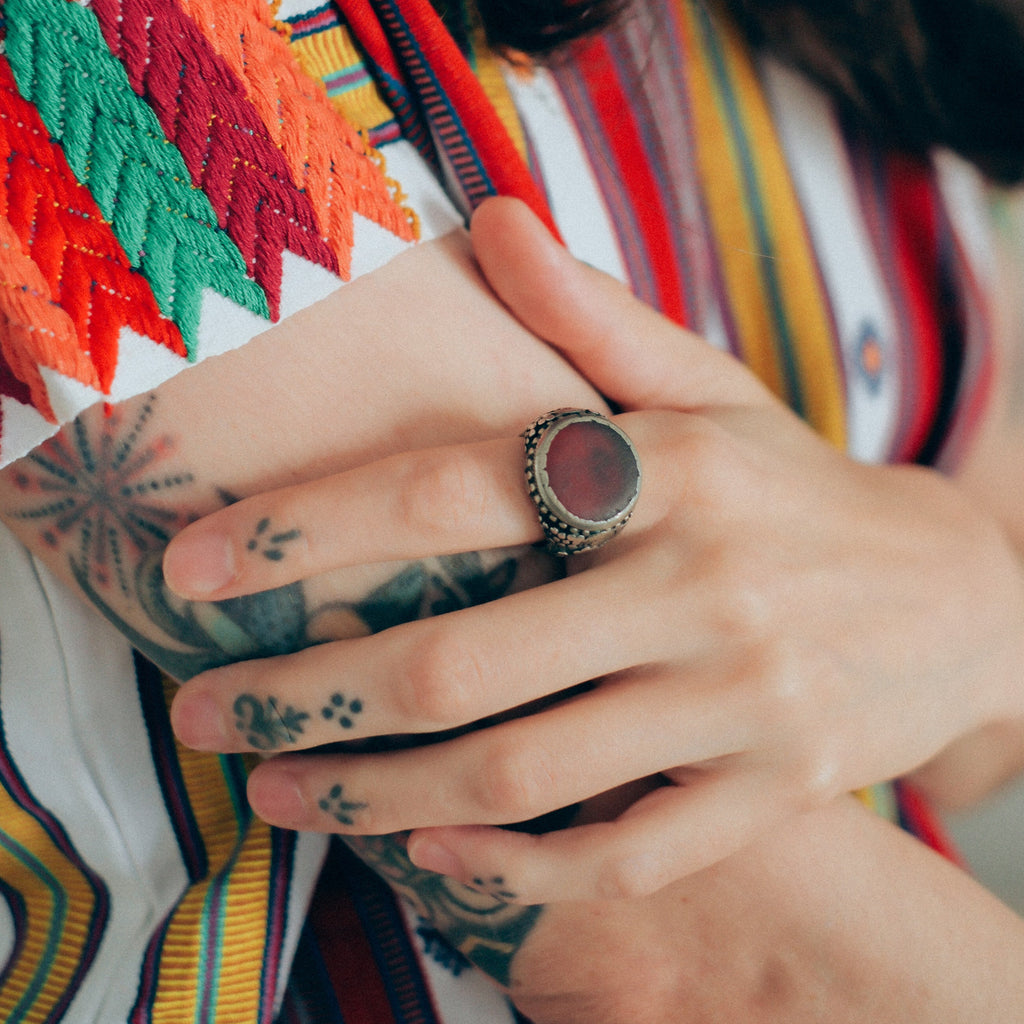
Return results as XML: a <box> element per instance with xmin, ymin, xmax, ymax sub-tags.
<box><xmin>178</xmin><ymin>0</ymin><xmax>419</xmax><ymax>277</ymax></box>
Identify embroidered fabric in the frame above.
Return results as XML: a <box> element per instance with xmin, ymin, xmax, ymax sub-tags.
<box><xmin>0</xmin><ymin>0</ymin><xmax>990</xmax><ymax>1019</ymax></box>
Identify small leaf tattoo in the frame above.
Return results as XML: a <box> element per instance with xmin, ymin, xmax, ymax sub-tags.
<box><xmin>469</xmin><ymin>876</ymin><xmax>518</xmax><ymax>903</ymax></box>
<box><xmin>233</xmin><ymin>694</ymin><xmax>310</xmax><ymax>750</ymax></box>
<box><xmin>247</xmin><ymin>518</ymin><xmax>301</xmax><ymax>562</ymax></box>
<box><xmin>318</xmin><ymin>784</ymin><xmax>368</xmax><ymax>826</ymax></box>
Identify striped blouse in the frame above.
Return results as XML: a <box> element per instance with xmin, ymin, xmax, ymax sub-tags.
<box><xmin>0</xmin><ymin>0</ymin><xmax>990</xmax><ymax>1019</ymax></box>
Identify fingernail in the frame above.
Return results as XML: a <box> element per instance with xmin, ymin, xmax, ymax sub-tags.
<box><xmin>171</xmin><ymin>690</ymin><xmax>228</xmax><ymax>751</ymax></box>
<box><xmin>248</xmin><ymin>769</ymin><xmax>307</xmax><ymax>828</ymax></box>
<box><xmin>407</xmin><ymin>834</ymin><xmax>464</xmax><ymax>878</ymax></box>
<box><xmin>164</xmin><ymin>532</ymin><xmax>236</xmax><ymax>596</ymax></box>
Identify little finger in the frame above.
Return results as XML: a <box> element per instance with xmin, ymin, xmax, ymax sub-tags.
<box><xmin>405</xmin><ymin>768</ymin><xmax>787</xmax><ymax>904</ymax></box>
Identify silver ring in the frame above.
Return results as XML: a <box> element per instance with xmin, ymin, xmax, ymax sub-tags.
<box><xmin>522</xmin><ymin>408</ymin><xmax>642</xmax><ymax>557</ymax></box>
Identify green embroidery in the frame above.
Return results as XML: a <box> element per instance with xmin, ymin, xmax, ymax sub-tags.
<box><xmin>4</xmin><ymin>0</ymin><xmax>270</xmax><ymax>348</ymax></box>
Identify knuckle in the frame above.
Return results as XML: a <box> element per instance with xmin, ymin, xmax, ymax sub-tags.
<box><xmin>597</xmin><ymin>850</ymin><xmax>667</xmax><ymax>901</ymax></box>
<box><xmin>472</xmin><ymin>740</ymin><xmax>554</xmax><ymax>821</ymax></box>
<box><xmin>675</xmin><ymin>421</ymin><xmax>751</xmax><ymax>509</ymax></box>
<box><xmin>397</xmin><ymin>450</ymin><xmax>488</xmax><ymax>542</ymax></box>
<box><xmin>785</xmin><ymin>731</ymin><xmax>841</xmax><ymax>803</ymax></box>
<box><xmin>398</xmin><ymin>627</ymin><xmax>484</xmax><ymax>726</ymax></box>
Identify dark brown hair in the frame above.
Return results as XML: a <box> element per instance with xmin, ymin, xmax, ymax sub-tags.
<box><xmin>475</xmin><ymin>0</ymin><xmax>1024</xmax><ymax>183</ymax></box>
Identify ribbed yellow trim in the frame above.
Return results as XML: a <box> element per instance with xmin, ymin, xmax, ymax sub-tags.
<box><xmin>470</xmin><ymin>27</ymin><xmax>528</xmax><ymax>163</ymax></box>
<box><xmin>0</xmin><ymin>784</ymin><xmax>98</xmax><ymax>1023</ymax></box>
<box><xmin>678</xmin><ymin>3</ymin><xmax>846</xmax><ymax>449</ymax></box>
<box><xmin>145</xmin><ymin>675</ymin><xmax>274</xmax><ymax>1024</ymax></box>
<box><xmin>289</xmin><ymin>26</ymin><xmax>397</xmax><ymax>136</ymax></box>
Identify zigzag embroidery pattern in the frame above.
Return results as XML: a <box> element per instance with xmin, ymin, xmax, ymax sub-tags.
<box><xmin>175</xmin><ymin>0</ymin><xmax>418</xmax><ymax>277</ymax></box>
<box><xmin>4</xmin><ymin>0</ymin><xmax>272</xmax><ymax>353</ymax></box>
<box><xmin>92</xmin><ymin>0</ymin><xmax>343</xmax><ymax>320</ymax></box>
<box><xmin>0</xmin><ymin>59</ymin><xmax>186</xmax><ymax>422</ymax></box>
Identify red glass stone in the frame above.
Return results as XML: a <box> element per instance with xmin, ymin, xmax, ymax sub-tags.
<box><xmin>543</xmin><ymin>419</ymin><xmax>639</xmax><ymax>523</ymax></box>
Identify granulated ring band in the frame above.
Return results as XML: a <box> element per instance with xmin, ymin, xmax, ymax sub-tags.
<box><xmin>522</xmin><ymin>408</ymin><xmax>642</xmax><ymax>557</ymax></box>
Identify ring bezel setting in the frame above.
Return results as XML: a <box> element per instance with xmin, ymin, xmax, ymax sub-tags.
<box><xmin>522</xmin><ymin>408</ymin><xmax>642</xmax><ymax>557</ymax></box>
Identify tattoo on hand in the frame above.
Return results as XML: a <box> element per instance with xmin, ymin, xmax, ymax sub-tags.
<box><xmin>469</xmin><ymin>876</ymin><xmax>519</xmax><ymax>903</ymax></box>
<box><xmin>318</xmin><ymin>783</ymin><xmax>369</xmax><ymax>825</ymax></box>
<box><xmin>247</xmin><ymin>517</ymin><xmax>301</xmax><ymax>562</ymax></box>
<box><xmin>233</xmin><ymin>694</ymin><xmax>311</xmax><ymax>750</ymax></box>
<box><xmin>345</xmin><ymin>835</ymin><xmax>542</xmax><ymax>986</ymax></box>
<box><xmin>320</xmin><ymin>692</ymin><xmax>363</xmax><ymax>730</ymax></box>
<box><xmin>6</xmin><ymin>397</ymin><xmax>546</xmax><ymax>981</ymax></box>
<box><xmin>8</xmin><ymin>397</ymin><xmax>193</xmax><ymax>597</ymax></box>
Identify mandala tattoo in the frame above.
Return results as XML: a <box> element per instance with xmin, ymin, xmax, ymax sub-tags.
<box><xmin>9</xmin><ymin>398</ymin><xmax>193</xmax><ymax>597</ymax></box>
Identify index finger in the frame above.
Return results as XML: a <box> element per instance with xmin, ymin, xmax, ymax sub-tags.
<box><xmin>162</xmin><ymin>436</ymin><xmax>540</xmax><ymax>600</ymax></box>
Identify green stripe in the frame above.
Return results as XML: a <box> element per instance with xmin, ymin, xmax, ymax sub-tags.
<box><xmin>697</xmin><ymin>5</ymin><xmax>807</xmax><ymax>418</ymax></box>
<box><xmin>4</xmin><ymin>0</ymin><xmax>270</xmax><ymax>352</ymax></box>
<box><xmin>0</xmin><ymin>829</ymin><xmax>69</xmax><ymax>1023</ymax></box>
<box><xmin>193</xmin><ymin>757</ymin><xmax>252</xmax><ymax>1024</ymax></box>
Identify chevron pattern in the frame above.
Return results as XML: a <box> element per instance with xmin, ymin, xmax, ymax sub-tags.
<box><xmin>0</xmin><ymin>60</ymin><xmax>186</xmax><ymax>418</ymax></box>
<box><xmin>176</xmin><ymin>0</ymin><xmax>418</xmax><ymax>276</ymax></box>
<box><xmin>4</xmin><ymin>0</ymin><xmax>272</xmax><ymax>349</ymax></box>
<box><xmin>91</xmin><ymin>0</ymin><xmax>344</xmax><ymax>320</ymax></box>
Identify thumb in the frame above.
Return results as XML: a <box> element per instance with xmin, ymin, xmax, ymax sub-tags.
<box><xmin>469</xmin><ymin>196</ymin><xmax>767</xmax><ymax>411</ymax></box>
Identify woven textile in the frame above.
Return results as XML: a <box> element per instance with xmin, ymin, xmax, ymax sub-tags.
<box><xmin>0</xmin><ymin>0</ymin><xmax>991</xmax><ymax>1020</ymax></box>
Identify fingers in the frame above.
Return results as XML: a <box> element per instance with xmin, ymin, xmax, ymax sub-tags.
<box><xmin>162</xmin><ymin>436</ymin><xmax>537</xmax><ymax>600</ymax></box>
<box><xmin>404</xmin><ymin>770</ymin><xmax>785</xmax><ymax>905</ymax></box>
<box><xmin>170</xmin><ymin>542</ymin><xmax>731</xmax><ymax>754</ymax></box>
<box><xmin>162</xmin><ymin>408</ymin><xmax>697</xmax><ymax>603</ymax></box>
<box><xmin>240</xmin><ymin>667</ymin><xmax>751</xmax><ymax>847</ymax></box>
<box><xmin>470</xmin><ymin>197</ymin><xmax>771</xmax><ymax>412</ymax></box>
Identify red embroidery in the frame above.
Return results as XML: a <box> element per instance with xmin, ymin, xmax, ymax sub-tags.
<box><xmin>92</xmin><ymin>0</ymin><xmax>341</xmax><ymax>320</ymax></box>
<box><xmin>0</xmin><ymin>58</ymin><xmax>185</xmax><ymax>421</ymax></box>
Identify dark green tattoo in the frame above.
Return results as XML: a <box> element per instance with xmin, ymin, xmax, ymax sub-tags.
<box><xmin>233</xmin><ymin>694</ymin><xmax>311</xmax><ymax>750</ymax></box>
<box><xmin>318</xmin><ymin>784</ymin><xmax>369</xmax><ymax>825</ymax></box>
<box><xmin>7</xmin><ymin>398</ymin><xmax>546</xmax><ymax>980</ymax></box>
<box><xmin>247</xmin><ymin>517</ymin><xmax>301</xmax><ymax>561</ymax></box>
<box><xmin>320</xmin><ymin>692</ymin><xmax>363</xmax><ymax>729</ymax></box>
<box><xmin>9</xmin><ymin>397</ymin><xmax>193</xmax><ymax>597</ymax></box>
<box><xmin>345</xmin><ymin>835</ymin><xmax>542</xmax><ymax>986</ymax></box>
<box><xmin>469</xmin><ymin>876</ymin><xmax>518</xmax><ymax>903</ymax></box>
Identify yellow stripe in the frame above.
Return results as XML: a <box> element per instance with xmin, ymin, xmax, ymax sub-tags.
<box><xmin>147</xmin><ymin>676</ymin><xmax>274</xmax><ymax>1023</ymax></box>
<box><xmin>0</xmin><ymin>784</ymin><xmax>98</xmax><ymax>1023</ymax></box>
<box><xmin>678</xmin><ymin>3</ymin><xmax>846</xmax><ymax>448</ymax></box>
<box><xmin>288</xmin><ymin>25</ymin><xmax>397</xmax><ymax>136</ymax></box>
<box><xmin>469</xmin><ymin>26</ymin><xmax>528</xmax><ymax>163</ymax></box>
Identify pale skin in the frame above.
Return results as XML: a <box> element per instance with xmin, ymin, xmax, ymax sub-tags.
<box><xmin>163</xmin><ymin>197</ymin><xmax>1024</xmax><ymax>906</ymax></box>
<box><xmin>5</xmin><ymin>191</ymin><xmax>1024</xmax><ymax>1018</ymax></box>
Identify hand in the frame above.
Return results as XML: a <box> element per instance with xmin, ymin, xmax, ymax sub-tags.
<box><xmin>163</xmin><ymin>197</ymin><xmax>1024</xmax><ymax>902</ymax></box>
<box><xmin>502</xmin><ymin>797</ymin><xmax>1024</xmax><ymax>1024</ymax></box>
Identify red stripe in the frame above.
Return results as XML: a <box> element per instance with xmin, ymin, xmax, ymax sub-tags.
<box><xmin>895</xmin><ymin>780</ymin><xmax>964</xmax><ymax>867</ymax></box>
<box><xmin>308</xmin><ymin>845</ymin><xmax>397</xmax><ymax>1024</ymax></box>
<box><xmin>338</xmin><ymin>0</ymin><xmax>560</xmax><ymax>238</ymax></box>
<box><xmin>572</xmin><ymin>38</ymin><xmax>688</xmax><ymax>325</ymax></box>
<box><xmin>379</xmin><ymin>0</ymin><xmax>559</xmax><ymax>235</ymax></box>
<box><xmin>884</xmin><ymin>153</ymin><xmax>944</xmax><ymax>462</ymax></box>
